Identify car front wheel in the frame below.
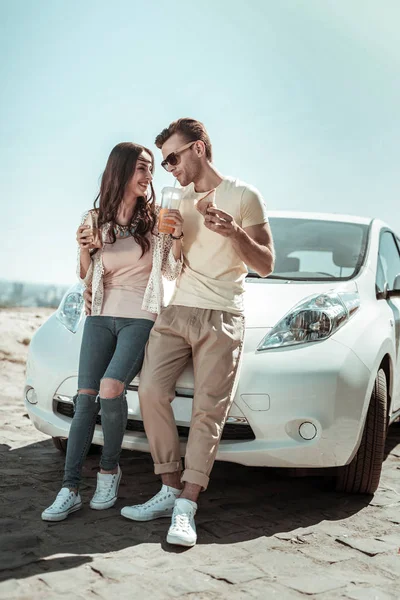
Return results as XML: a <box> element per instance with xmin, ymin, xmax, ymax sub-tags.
<box><xmin>336</xmin><ymin>369</ymin><xmax>387</xmax><ymax>495</ymax></box>
<box><xmin>52</xmin><ymin>436</ymin><xmax>68</xmax><ymax>453</ymax></box>
<box><xmin>52</xmin><ymin>436</ymin><xmax>100</xmax><ymax>455</ymax></box>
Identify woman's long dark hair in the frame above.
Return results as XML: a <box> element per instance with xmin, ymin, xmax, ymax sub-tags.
<box><xmin>94</xmin><ymin>142</ymin><xmax>157</xmax><ymax>256</ymax></box>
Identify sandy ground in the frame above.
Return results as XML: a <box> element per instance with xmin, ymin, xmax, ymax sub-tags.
<box><xmin>1</xmin><ymin>308</ymin><xmax>400</xmax><ymax>600</ymax></box>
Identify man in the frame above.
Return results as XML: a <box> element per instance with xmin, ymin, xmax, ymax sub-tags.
<box><xmin>121</xmin><ymin>118</ymin><xmax>274</xmax><ymax>546</ymax></box>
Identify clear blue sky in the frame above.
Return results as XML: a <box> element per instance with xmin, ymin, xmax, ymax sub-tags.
<box><xmin>1</xmin><ymin>0</ymin><xmax>399</xmax><ymax>284</ymax></box>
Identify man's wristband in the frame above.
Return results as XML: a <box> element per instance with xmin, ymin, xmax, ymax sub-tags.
<box><xmin>170</xmin><ymin>232</ymin><xmax>184</xmax><ymax>240</ymax></box>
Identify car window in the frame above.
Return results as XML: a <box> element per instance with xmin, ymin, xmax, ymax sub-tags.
<box><xmin>248</xmin><ymin>218</ymin><xmax>369</xmax><ymax>281</ymax></box>
<box><xmin>287</xmin><ymin>250</ymin><xmax>354</xmax><ymax>278</ymax></box>
<box><xmin>376</xmin><ymin>256</ymin><xmax>386</xmax><ymax>293</ymax></box>
<box><xmin>377</xmin><ymin>231</ymin><xmax>400</xmax><ymax>291</ymax></box>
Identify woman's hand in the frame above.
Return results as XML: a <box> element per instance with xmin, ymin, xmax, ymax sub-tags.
<box><xmin>77</xmin><ymin>225</ymin><xmax>97</xmax><ymax>280</ymax></box>
<box><xmin>164</xmin><ymin>209</ymin><xmax>184</xmax><ymax>237</ymax></box>
<box><xmin>76</xmin><ymin>225</ymin><xmax>95</xmax><ymax>250</ymax></box>
<box><xmin>83</xmin><ymin>287</ymin><xmax>92</xmax><ymax>315</ymax></box>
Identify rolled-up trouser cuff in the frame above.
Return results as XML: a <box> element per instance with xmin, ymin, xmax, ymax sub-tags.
<box><xmin>154</xmin><ymin>460</ymin><xmax>182</xmax><ymax>475</ymax></box>
<box><xmin>181</xmin><ymin>469</ymin><xmax>209</xmax><ymax>491</ymax></box>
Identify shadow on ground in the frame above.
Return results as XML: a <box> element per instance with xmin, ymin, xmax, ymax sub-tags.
<box><xmin>2</xmin><ymin>422</ymin><xmax>400</xmax><ymax>583</ymax></box>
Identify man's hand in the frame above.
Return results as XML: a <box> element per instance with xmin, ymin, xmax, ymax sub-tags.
<box><xmin>196</xmin><ymin>189</ymin><xmax>216</xmax><ymax>216</ymax></box>
<box><xmin>204</xmin><ymin>207</ymin><xmax>239</xmax><ymax>238</ymax></box>
<box><xmin>83</xmin><ymin>287</ymin><xmax>92</xmax><ymax>315</ymax></box>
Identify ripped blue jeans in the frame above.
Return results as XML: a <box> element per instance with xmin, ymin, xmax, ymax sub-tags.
<box><xmin>62</xmin><ymin>316</ymin><xmax>154</xmax><ymax>489</ymax></box>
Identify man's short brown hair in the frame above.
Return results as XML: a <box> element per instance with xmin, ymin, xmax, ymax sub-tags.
<box><xmin>155</xmin><ymin>118</ymin><xmax>213</xmax><ymax>161</ymax></box>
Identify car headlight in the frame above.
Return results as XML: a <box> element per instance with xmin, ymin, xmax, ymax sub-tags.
<box><xmin>56</xmin><ymin>283</ymin><xmax>85</xmax><ymax>333</ymax></box>
<box><xmin>257</xmin><ymin>291</ymin><xmax>360</xmax><ymax>351</ymax></box>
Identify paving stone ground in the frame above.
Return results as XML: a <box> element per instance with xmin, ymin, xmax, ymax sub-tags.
<box><xmin>1</xmin><ymin>309</ymin><xmax>400</xmax><ymax>600</ymax></box>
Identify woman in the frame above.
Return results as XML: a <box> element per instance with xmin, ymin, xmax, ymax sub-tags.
<box><xmin>42</xmin><ymin>142</ymin><xmax>183</xmax><ymax>521</ymax></box>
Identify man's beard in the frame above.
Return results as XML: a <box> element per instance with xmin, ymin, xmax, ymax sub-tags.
<box><xmin>187</xmin><ymin>164</ymin><xmax>202</xmax><ymax>186</ymax></box>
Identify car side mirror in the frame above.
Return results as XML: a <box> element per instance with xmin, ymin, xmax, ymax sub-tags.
<box><xmin>387</xmin><ymin>274</ymin><xmax>400</xmax><ymax>297</ymax></box>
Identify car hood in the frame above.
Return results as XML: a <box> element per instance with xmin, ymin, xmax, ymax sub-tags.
<box><xmin>133</xmin><ymin>278</ymin><xmax>358</xmax><ymax>400</ymax></box>
<box><xmin>243</xmin><ymin>278</ymin><xmax>358</xmax><ymax>328</ymax></box>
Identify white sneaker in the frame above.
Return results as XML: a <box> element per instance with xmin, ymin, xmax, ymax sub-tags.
<box><xmin>121</xmin><ymin>484</ymin><xmax>181</xmax><ymax>522</ymax></box>
<box><xmin>166</xmin><ymin>498</ymin><xmax>197</xmax><ymax>547</ymax></box>
<box><xmin>41</xmin><ymin>488</ymin><xmax>82</xmax><ymax>522</ymax></box>
<box><xmin>90</xmin><ymin>465</ymin><xmax>122</xmax><ymax>510</ymax></box>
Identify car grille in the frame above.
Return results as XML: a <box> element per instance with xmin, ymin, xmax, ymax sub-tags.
<box><xmin>55</xmin><ymin>401</ymin><xmax>255</xmax><ymax>441</ymax></box>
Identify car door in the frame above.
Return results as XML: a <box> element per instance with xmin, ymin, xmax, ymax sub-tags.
<box><xmin>376</xmin><ymin>230</ymin><xmax>400</xmax><ymax>411</ymax></box>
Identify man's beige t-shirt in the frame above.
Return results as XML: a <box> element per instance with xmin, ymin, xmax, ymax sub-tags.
<box><xmin>170</xmin><ymin>176</ymin><xmax>268</xmax><ymax>315</ymax></box>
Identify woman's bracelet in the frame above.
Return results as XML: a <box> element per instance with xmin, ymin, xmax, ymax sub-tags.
<box><xmin>170</xmin><ymin>232</ymin><xmax>184</xmax><ymax>240</ymax></box>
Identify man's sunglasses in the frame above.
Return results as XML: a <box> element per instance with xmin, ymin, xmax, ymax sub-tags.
<box><xmin>161</xmin><ymin>140</ymin><xmax>198</xmax><ymax>171</ymax></box>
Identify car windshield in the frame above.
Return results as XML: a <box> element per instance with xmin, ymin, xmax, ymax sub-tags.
<box><xmin>248</xmin><ymin>217</ymin><xmax>369</xmax><ymax>281</ymax></box>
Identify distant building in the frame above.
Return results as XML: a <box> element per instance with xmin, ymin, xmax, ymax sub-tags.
<box><xmin>0</xmin><ymin>280</ymin><xmax>70</xmax><ymax>308</ymax></box>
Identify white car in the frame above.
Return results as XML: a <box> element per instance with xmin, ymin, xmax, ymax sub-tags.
<box><xmin>24</xmin><ymin>211</ymin><xmax>400</xmax><ymax>495</ymax></box>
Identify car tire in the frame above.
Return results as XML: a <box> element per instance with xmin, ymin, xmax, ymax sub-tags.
<box><xmin>52</xmin><ymin>436</ymin><xmax>68</xmax><ymax>453</ymax></box>
<box><xmin>51</xmin><ymin>436</ymin><xmax>100</xmax><ymax>455</ymax></box>
<box><xmin>336</xmin><ymin>368</ymin><xmax>387</xmax><ymax>495</ymax></box>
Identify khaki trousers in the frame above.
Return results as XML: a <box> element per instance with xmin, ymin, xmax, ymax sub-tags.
<box><xmin>138</xmin><ymin>305</ymin><xmax>245</xmax><ymax>490</ymax></box>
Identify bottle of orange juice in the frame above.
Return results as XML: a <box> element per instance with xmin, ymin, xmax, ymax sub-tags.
<box><xmin>158</xmin><ymin>186</ymin><xmax>183</xmax><ymax>234</ymax></box>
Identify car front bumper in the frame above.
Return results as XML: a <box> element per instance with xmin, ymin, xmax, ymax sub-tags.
<box><xmin>25</xmin><ymin>318</ymin><xmax>372</xmax><ymax>469</ymax></box>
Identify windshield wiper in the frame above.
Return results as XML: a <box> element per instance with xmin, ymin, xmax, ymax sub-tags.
<box><xmin>246</xmin><ymin>273</ymin><xmax>293</xmax><ymax>280</ymax></box>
